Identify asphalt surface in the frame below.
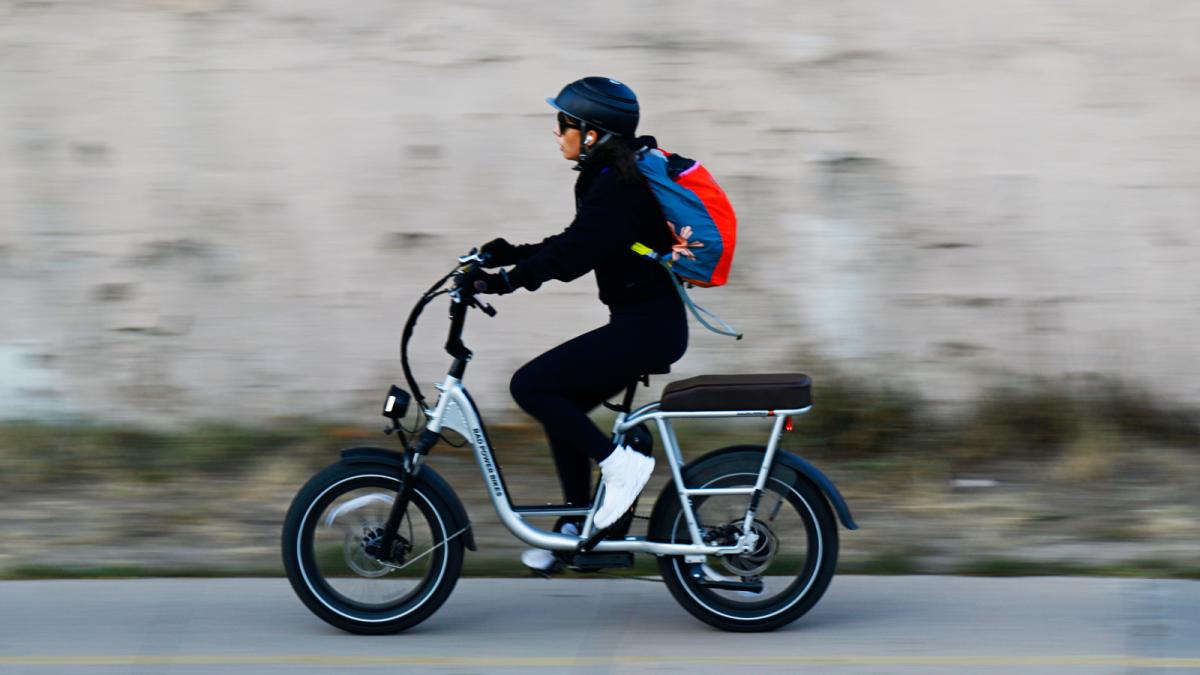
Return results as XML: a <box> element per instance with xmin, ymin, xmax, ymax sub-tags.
<box><xmin>1</xmin><ymin>576</ymin><xmax>1198</xmax><ymax>674</ymax></box>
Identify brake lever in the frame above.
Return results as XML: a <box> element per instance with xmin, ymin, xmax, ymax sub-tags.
<box><xmin>474</xmin><ymin>297</ymin><xmax>497</xmax><ymax>317</ymax></box>
<box><xmin>448</xmin><ymin>276</ymin><xmax>496</xmax><ymax>316</ymax></box>
<box><xmin>457</xmin><ymin>247</ymin><xmax>492</xmax><ymax>266</ymax></box>
<box><xmin>453</xmin><ymin>249</ymin><xmax>499</xmax><ymax>315</ymax></box>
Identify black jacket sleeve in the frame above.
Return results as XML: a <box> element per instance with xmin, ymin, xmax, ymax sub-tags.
<box><xmin>505</xmin><ymin>172</ymin><xmax>635</xmax><ymax>292</ymax></box>
<box><xmin>509</xmin><ymin>241</ymin><xmax>545</xmax><ymax>263</ymax></box>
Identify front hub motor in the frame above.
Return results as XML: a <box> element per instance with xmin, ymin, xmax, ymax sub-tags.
<box><xmin>350</xmin><ymin>523</ymin><xmax>410</xmax><ymax>576</ymax></box>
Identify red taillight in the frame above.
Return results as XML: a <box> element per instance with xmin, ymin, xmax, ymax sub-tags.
<box><xmin>785</xmin><ymin>416</ymin><xmax>794</xmax><ymax>432</ymax></box>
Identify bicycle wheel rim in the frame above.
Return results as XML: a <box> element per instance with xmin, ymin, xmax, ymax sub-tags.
<box><xmin>296</xmin><ymin>473</ymin><xmax>450</xmax><ymax>623</ymax></box>
<box><xmin>669</xmin><ymin>473</ymin><xmax>822</xmax><ymax>618</ymax></box>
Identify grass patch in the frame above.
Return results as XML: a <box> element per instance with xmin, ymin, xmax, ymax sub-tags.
<box><xmin>1</xmin><ymin>557</ymin><xmax>662</xmax><ymax>581</ymax></box>
<box><xmin>800</xmin><ymin>377</ymin><xmax>925</xmax><ymax>458</ymax></box>
<box><xmin>7</xmin><ymin>557</ymin><xmax>1199</xmax><ymax>581</ymax></box>
<box><xmin>953</xmin><ymin>557</ymin><xmax>1200</xmax><ymax>580</ymax></box>
<box><xmin>954</xmin><ymin>558</ymin><xmax>1094</xmax><ymax>577</ymax></box>
<box><xmin>2</xmin><ymin>374</ymin><xmax>1194</xmax><ymax>486</ymax></box>
<box><xmin>789</xmin><ymin>373</ymin><xmax>1200</xmax><ymax>467</ymax></box>
<box><xmin>2</xmin><ymin>373</ymin><xmax>1197</xmax><ymax>585</ymax></box>
<box><xmin>0</xmin><ymin>420</ymin><xmax>339</xmax><ymax>486</ymax></box>
<box><xmin>0</xmin><ymin>418</ymin><xmax>586</xmax><ymax>489</ymax></box>
<box><xmin>3</xmin><ymin>564</ymin><xmax>283</xmax><ymax>580</ymax></box>
<box><xmin>841</xmin><ymin>551</ymin><xmax>923</xmax><ymax>575</ymax></box>
<box><xmin>955</xmin><ymin>378</ymin><xmax>1200</xmax><ymax>461</ymax></box>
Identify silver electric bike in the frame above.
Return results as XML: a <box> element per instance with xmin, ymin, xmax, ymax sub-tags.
<box><xmin>282</xmin><ymin>251</ymin><xmax>858</xmax><ymax>634</ymax></box>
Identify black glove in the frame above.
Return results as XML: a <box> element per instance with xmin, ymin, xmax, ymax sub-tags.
<box><xmin>480</xmin><ymin>238</ymin><xmax>518</xmax><ymax>268</ymax></box>
<box><xmin>458</xmin><ymin>267</ymin><xmax>515</xmax><ymax>295</ymax></box>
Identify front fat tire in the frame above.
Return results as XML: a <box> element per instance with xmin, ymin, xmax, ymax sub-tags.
<box><xmin>281</xmin><ymin>462</ymin><xmax>464</xmax><ymax>635</ymax></box>
<box><xmin>655</xmin><ymin>452</ymin><xmax>839</xmax><ymax>632</ymax></box>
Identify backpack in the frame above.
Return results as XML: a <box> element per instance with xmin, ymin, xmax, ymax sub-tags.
<box><xmin>634</xmin><ymin>148</ymin><xmax>737</xmax><ymax>286</ymax></box>
<box><xmin>632</xmin><ymin>147</ymin><xmax>743</xmax><ymax>338</ymax></box>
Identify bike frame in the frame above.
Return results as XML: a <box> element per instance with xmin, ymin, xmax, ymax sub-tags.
<box><xmin>415</xmin><ymin>371</ymin><xmax>812</xmax><ymax>558</ymax></box>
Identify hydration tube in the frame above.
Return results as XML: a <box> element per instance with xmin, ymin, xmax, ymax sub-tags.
<box><xmin>668</xmin><ymin>273</ymin><xmax>743</xmax><ymax>340</ymax></box>
<box><xmin>630</xmin><ymin>243</ymin><xmax>743</xmax><ymax>340</ymax></box>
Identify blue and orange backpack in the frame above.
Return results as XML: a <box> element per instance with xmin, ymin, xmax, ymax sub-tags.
<box><xmin>633</xmin><ymin>147</ymin><xmax>742</xmax><ymax>338</ymax></box>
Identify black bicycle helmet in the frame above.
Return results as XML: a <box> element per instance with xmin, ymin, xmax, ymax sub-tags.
<box><xmin>546</xmin><ymin>77</ymin><xmax>639</xmax><ymax>137</ymax></box>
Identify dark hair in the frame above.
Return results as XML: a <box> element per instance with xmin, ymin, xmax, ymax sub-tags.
<box><xmin>589</xmin><ymin>137</ymin><xmax>642</xmax><ymax>183</ymax></box>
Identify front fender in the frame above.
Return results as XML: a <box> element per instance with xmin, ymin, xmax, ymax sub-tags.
<box><xmin>338</xmin><ymin>446</ymin><xmax>477</xmax><ymax>551</ymax></box>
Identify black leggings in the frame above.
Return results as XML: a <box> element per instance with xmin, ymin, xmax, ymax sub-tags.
<box><xmin>510</xmin><ymin>294</ymin><xmax>688</xmax><ymax>507</ymax></box>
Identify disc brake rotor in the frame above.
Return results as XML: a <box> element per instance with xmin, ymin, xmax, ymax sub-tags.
<box><xmin>345</xmin><ymin>521</ymin><xmax>410</xmax><ymax>577</ymax></box>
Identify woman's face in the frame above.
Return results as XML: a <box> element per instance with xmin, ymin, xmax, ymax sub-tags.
<box><xmin>553</xmin><ymin>113</ymin><xmax>594</xmax><ymax>161</ymax></box>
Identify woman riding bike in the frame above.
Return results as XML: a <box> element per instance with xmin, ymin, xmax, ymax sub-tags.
<box><xmin>458</xmin><ymin>77</ymin><xmax>687</xmax><ymax>571</ymax></box>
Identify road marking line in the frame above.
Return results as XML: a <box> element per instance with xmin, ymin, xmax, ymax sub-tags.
<box><xmin>1</xmin><ymin>656</ymin><xmax>1199</xmax><ymax>667</ymax></box>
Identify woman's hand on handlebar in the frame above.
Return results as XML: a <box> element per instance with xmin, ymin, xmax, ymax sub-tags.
<box><xmin>479</xmin><ymin>238</ymin><xmax>518</xmax><ymax>268</ymax></box>
<box><xmin>456</xmin><ymin>267</ymin><xmax>515</xmax><ymax>295</ymax></box>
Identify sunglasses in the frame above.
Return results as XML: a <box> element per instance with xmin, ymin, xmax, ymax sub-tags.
<box><xmin>556</xmin><ymin>112</ymin><xmax>582</xmax><ymax>134</ymax></box>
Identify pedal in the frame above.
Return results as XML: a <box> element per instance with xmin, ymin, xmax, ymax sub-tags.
<box><xmin>567</xmin><ymin>551</ymin><xmax>634</xmax><ymax>572</ymax></box>
<box><xmin>686</xmin><ymin>564</ymin><xmax>764</xmax><ymax>593</ymax></box>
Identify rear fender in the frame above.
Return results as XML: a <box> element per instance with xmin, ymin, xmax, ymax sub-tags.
<box><xmin>648</xmin><ymin>445</ymin><xmax>858</xmax><ymax>543</ymax></box>
<box><xmin>339</xmin><ymin>446</ymin><xmax>477</xmax><ymax>551</ymax></box>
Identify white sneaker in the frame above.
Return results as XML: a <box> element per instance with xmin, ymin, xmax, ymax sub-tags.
<box><xmin>520</xmin><ymin>522</ymin><xmax>579</xmax><ymax>572</ymax></box>
<box><xmin>594</xmin><ymin>445</ymin><xmax>655</xmax><ymax>529</ymax></box>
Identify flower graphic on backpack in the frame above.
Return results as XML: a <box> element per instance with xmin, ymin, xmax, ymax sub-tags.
<box><xmin>668</xmin><ymin>222</ymin><xmax>706</xmax><ymax>261</ymax></box>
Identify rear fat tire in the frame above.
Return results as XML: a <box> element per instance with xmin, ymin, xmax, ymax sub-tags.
<box><xmin>281</xmin><ymin>463</ymin><xmax>464</xmax><ymax>635</ymax></box>
<box><xmin>653</xmin><ymin>450</ymin><xmax>839</xmax><ymax>632</ymax></box>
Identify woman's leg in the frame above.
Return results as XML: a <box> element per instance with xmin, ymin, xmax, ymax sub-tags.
<box><xmin>510</xmin><ymin>323</ymin><xmax>651</xmax><ymax>503</ymax></box>
<box><xmin>511</xmin><ymin>298</ymin><xmax>688</xmax><ymax>506</ymax></box>
<box><xmin>542</xmin><ymin>429</ymin><xmax>593</xmax><ymax>507</ymax></box>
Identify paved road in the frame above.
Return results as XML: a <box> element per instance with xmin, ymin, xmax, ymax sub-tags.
<box><xmin>1</xmin><ymin>576</ymin><xmax>1197</xmax><ymax>674</ymax></box>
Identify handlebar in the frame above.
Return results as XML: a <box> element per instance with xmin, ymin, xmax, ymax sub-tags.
<box><xmin>449</xmin><ymin>251</ymin><xmax>498</xmax><ymax>316</ymax></box>
<box><xmin>400</xmin><ymin>249</ymin><xmax>501</xmax><ymax>412</ymax></box>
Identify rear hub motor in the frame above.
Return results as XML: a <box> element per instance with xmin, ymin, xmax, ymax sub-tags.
<box><xmin>720</xmin><ymin>520</ymin><xmax>778</xmax><ymax>578</ymax></box>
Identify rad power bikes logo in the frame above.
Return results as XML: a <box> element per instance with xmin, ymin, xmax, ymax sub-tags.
<box><xmin>474</xmin><ymin>427</ymin><xmax>504</xmax><ymax>497</ymax></box>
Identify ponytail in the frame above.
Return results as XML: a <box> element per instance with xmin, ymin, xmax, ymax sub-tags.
<box><xmin>588</xmin><ymin>137</ymin><xmax>643</xmax><ymax>184</ymax></box>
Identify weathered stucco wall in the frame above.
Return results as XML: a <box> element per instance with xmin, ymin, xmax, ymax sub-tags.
<box><xmin>3</xmin><ymin>0</ymin><xmax>1199</xmax><ymax>425</ymax></box>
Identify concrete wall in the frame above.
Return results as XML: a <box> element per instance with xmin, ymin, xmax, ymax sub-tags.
<box><xmin>3</xmin><ymin>0</ymin><xmax>1199</xmax><ymax>425</ymax></box>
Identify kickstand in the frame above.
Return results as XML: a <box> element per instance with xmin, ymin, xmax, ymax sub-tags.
<box><xmin>576</xmin><ymin>527</ymin><xmax>608</xmax><ymax>553</ymax></box>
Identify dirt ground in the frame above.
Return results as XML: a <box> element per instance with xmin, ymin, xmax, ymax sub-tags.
<box><xmin>3</xmin><ymin>424</ymin><xmax>1198</xmax><ymax>578</ymax></box>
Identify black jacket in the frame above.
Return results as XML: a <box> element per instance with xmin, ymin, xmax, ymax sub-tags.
<box><xmin>505</xmin><ymin>136</ymin><xmax>677</xmax><ymax>307</ymax></box>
